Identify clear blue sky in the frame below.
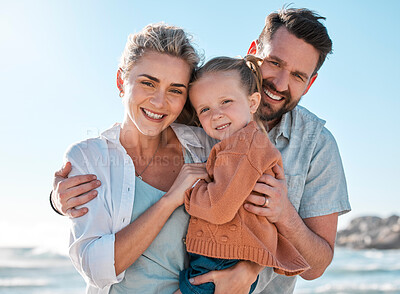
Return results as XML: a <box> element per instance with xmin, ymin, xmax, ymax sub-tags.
<box><xmin>1</xmin><ymin>0</ymin><xmax>399</xmax><ymax>248</ymax></box>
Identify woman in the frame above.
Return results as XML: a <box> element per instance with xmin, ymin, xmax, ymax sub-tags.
<box><xmin>57</xmin><ymin>23</ymin><xmax>262</xmax><ymax>293</ymax></box>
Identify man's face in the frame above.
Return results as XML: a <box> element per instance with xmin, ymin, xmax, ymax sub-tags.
<box><xmin>257</xmin><ymin>26</ymin><xmax>319</xmax><ymax>128</ymax></box>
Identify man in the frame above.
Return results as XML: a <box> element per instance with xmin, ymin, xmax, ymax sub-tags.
<box><xmin>240</xmin><ymin>8</ymin><xmax>350</xmax><ymax>293</ymax></box>
<box><xmin>51</xmin><ymin>7</ymin><xmax>350</xmax><ymax>293</ymax></box>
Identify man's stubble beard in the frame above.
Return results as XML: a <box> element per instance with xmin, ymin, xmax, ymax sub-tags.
<box><xmin>259</xmin><ymin>80</ymin><xmax>302</xmax><ymax>123</ymax></box>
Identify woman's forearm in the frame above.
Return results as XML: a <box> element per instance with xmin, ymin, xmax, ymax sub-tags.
<box><xmin>114</xmin><ymin>163</ymin><xmax>209</xmax><ymax>275</ymax></box>
<box><xmin>114</xmin><ymin>194</ymin><xmax>179</xmax><ymax>275</ymax></box>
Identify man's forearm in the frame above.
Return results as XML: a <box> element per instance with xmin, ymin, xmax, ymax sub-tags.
<box><xmin>276</xmin><ymin>206</ymin><xmax>338</xmax><ymax>280</ymax></box>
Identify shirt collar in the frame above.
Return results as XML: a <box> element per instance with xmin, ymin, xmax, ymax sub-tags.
<box><xmin>100</xmin><ymin>123</ymin><xmax>122</xmax><ymax>145</ymax></box>
<box><xmin>170</xmin><ymin>123</ymin><xmax>204</xmax><ymax>149</ymax></box>
<box><xmin>99</xmin><ymin>122</ymin><xmax>205</xmax><ymax>149</ymax></box>
<box><xmin>269</xmin><ymin>110</ymin><xmax>292</xmax><ymax>144</ymax></box>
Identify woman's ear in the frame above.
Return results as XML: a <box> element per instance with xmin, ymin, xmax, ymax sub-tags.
<box><xmin>249</xmin><ymin>92</ymin><xmax>261</xmax><ymax>114</ymax></box>
<box><xmin>117</xmin><ymin>68</ymin><xmax>124</xmax><ymax>96</ymax></box>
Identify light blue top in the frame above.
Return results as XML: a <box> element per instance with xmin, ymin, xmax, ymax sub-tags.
<box><xmin>109</xmin><ymin>149</ymin><xmax>194</xmax><ymax>294</ymax></box>
<box><xmin>253</xmin><ymin>105</ymin><xmax>351</xmax><ymax>294</ymax></box>
<box><xmin>65</xmin><ymin>123</ymin><xmax>216</xmax><ymax>294</ymax></box>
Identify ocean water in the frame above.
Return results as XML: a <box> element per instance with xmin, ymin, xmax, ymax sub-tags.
<box><xmin>296</xmin><ymin>248</ymin><xmax>400</xmax><ymax>294</ymax></box>
<box><xmin>0</xmin><ymin>247</ymin><xmax>85</xmax><ymax>294</ymax></box>
<box><xmin>0</xmin><ymin>247</ymin><xmax>399</xmax><ymax>293</ymax></box>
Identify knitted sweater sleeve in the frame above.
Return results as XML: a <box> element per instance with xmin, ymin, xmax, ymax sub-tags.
<box><xmin>184</xmin><ymin>129</ymin><xmax>281</xmax><ymax>224</ymax></box>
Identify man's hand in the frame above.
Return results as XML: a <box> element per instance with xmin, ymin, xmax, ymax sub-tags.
<box><xmin>244</xmin><ymin>165</ymin><xmax>338</xmax><ymax>280</ymax></box>
<box><xmin>244</xmin><ymin>164</ymin><xmax>292</xmax><ymax>224</ymax></box>
<box><xmin>52</xmin><ymin>162</ymin><xmax>101</xmax><ymax>217</ymax></box>
<box><xmin>189</xmin><ymin>261</ymin><xmax>261</xmax><ymax>294</ymax></box>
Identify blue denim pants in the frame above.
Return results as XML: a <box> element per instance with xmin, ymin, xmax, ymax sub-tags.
<box><xmin>179</xmin><ymin>253</ymin><xmax>259</xmax><ymax>294</ymax></box>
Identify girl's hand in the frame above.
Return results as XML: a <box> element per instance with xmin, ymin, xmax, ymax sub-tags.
<box><xmin>190</xmin><ymin>261</ymin><xmax>262</xmax><ymax>294</ymax></box>
<box><xmin>164</xmin><ymin>163</ymin><xmax>209</xmax><ymax>208</ymax></box>
<box><xmin>52</xmin><ymin>162</ymin><xmax>101</xmax><ymax>217</ymax></box>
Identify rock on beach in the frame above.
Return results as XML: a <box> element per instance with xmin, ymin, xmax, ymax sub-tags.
<box><xmin>336</xmin><ymin>215</ymin><xmax>400</xmax><ymax>250</ymax></box>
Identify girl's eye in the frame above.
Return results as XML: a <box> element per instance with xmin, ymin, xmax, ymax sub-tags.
<box><xmin>199</xmin><ymin>107</ymin><xmax>209</xmax><ymax>114</ymax></box>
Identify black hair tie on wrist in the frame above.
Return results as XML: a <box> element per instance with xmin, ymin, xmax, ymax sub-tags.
<box><xmin>49</xmin><ymin>191</ymin><xmax>63</xmax><ymax>216</ymax></box>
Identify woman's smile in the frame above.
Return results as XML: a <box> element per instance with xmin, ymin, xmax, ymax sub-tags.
<box><xmin>122</xmin><ymin>51</ymin><xmax>191</xmax><ymax>136</ymax></box>
<box><xmin>142</xmin><ymin>107</ymin><xmax>167</xmax><ymax>120</ymax></box>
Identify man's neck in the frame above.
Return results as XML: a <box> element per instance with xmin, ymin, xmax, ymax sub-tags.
<box><xmin>266</xmin><ymin>117</ymin><xmax>282</xmax><ymax>132</ymax></box>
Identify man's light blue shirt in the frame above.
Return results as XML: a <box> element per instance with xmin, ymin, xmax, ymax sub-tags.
<box><xmin>254</xmin><ymin>105</ymin><xmax>351</xmax><ymax>294</ymax></box>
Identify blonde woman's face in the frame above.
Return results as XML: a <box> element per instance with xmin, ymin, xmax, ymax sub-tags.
<box><xmin>122</xmin><ymin>52</ymin><xmax>191</xmax><ymax>136</ymax></box>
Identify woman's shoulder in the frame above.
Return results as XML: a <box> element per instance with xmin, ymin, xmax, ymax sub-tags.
<box><xmin>64</xmin><ymin>124</ymin><xmax>121</xmax><ymax>161</ymax></box>
<box><xmin>171</xmin><ymin>123</ymin><xmax>218</xmax><ymax>147</ymax></box>
<box><xmin>64</xmin><ymin>137</ymin><xmax>109</xmax><ymax>167</ymax></box>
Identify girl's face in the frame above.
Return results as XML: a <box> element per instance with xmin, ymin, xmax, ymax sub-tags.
<box><xmin>189</xmin><ymin>71</ymin><xmax>260</xmax><ymax>141</ymax></box>
<box><xmin>122</xmin><ymin>51</ymin><xmax>191</xmax><ymax>137</ymax></box>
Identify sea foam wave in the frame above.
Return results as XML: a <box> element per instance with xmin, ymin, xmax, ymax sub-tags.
<box><xmin>0</xmin><ymin>277</ymin><xmax>50</xmax><ymax>287</ymax></box>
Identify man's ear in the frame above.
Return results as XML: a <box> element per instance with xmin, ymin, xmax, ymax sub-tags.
<box><xmin>247</xmin><ymin>40</ymin><xmax>258</xmax><ymax>55</ymax></box>
<box><xmin>116</xmin><ymin>68</ymin><xmax>124</xmax><ymax>95</ymax></box>
<box><xmin>303</xmin><ymin>73</ymin><xmax>318</xmax><ymax>96</ymax></box>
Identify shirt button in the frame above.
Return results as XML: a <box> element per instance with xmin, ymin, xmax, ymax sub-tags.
<box><xmin>191</xmin><ymin>218</ymin><xmax>198</xmax><ymax>224</ymax></box>
<box><xmin>196</xmin><ymin>230</ymin><xmax>203</xmax><ymax>237</ymax></box>
<box><xmin>182</xmin><ymin>238</ymin><xmax>186</xmax><ymax>245</ymax></box>
<box><xmin>229</xmin><ymin>225</ymin><xmax>237</xmax><ymax>231</ymax></box>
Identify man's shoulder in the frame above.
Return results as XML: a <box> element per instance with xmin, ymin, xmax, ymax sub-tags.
<box><xmin>292</xmin><ymin>105</ymin><xmax>326</xmax><ymax>126</ymax></box>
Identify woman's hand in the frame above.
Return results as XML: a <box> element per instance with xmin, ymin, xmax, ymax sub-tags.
<box><xmin>190</xmin><ymin>261</ymin><xmax>262</xmax><ymax>294</ymax></box>
<box><xmin>52</xmin><ymin>162</ymin><xmax>101</xmax><ymax>217</ymax></box>
<box><xmin>244</xmin><ymin>164</ymin><xmax>291</xmax><ymax>224</ymax></box>
<box><xmin>164</xmin><ymin>163</ymin><xmax>209</xmax><ymax>208</ymax></box>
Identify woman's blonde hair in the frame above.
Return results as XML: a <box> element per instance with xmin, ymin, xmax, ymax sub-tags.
<box><xmin>191</xmin><ymin>55</ymin><xmax>268</xmax><ymax>132</ymax></box>
<box><xmin>119</xmin><ymin>23</ymin><xmax>202</xmax><ymax>124</ymax></box>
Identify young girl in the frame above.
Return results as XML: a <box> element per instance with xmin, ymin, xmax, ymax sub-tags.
<box><xmin>178</xmin><ymin>56</ymin><xmax>310</xmax><ymax>294</ymax></box>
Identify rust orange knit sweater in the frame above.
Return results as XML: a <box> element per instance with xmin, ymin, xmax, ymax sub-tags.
<box><xmin>184</xmin><ymin>122</ymin><xmax>310</xmax><ymax>276</ymax></box>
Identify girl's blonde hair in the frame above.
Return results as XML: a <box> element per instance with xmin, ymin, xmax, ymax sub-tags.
<box><xmin>191</xmin><ymin>55</ymin><xmax>268</xmax><ymax>133</ymax></box>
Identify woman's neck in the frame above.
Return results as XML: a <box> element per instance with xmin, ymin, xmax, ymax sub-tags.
<box><xmin>119</xmin><ymin>119</ymin><xmax>183</xmax><ymax>191</ymax></box>
<box><xmin>119</xmin><ymin>121</ymin><xmax>163</xmax><ymax>157</ymax></box>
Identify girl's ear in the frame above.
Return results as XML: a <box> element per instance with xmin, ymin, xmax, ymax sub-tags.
<box><xmin>117</xmin><ymin>68</ymin><xmax>124</xmax><ymax>96</ymax></box>
<box><xmin>249</xmin><ymin>92</ymin><xmax>261</xmax><ymax>114</ymax></box>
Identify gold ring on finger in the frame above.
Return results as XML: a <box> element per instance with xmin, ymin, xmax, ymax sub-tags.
<box><xmin>262</xmin><ymin>195</ymin><xmax>269</xmax><ymax>208</ymax></box>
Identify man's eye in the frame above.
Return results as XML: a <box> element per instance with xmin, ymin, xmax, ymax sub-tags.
<box><xmin>293</xmin><ymin>73</ymin><xmax>304</xmax><ymax>82</ymax></box>
<box><xmin>170</xmin><ymin>89</ymin><xmax>183</xmax><ymax>94</ymax></box>
<box><xmin>141</xmin><ymin>81</ymin><xmax>154</xmax><ymax>87</ymax></box>
<box><xmin>222</xmin><ymin>99</ymin><xmax>233</xmax><ymax>104</ymax></box>
<box><xmin>270</xmin><ymin>61</ymin><xmax>279</xmax><ymax>67</ymax></box>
